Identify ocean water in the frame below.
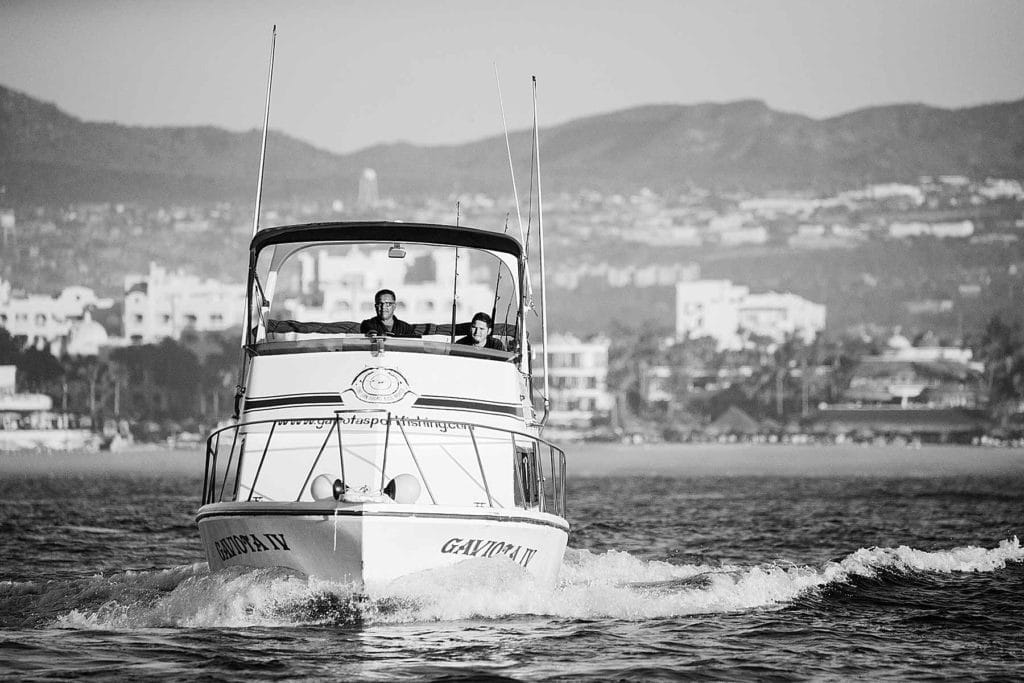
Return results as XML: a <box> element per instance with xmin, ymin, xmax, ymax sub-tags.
<box><xmin>1</xmin><ymin>445</ymin><xmax>1022</xmax><ymax>680</ymax></box>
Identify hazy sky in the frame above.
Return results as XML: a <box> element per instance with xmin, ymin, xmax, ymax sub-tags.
<box><xmin>2</xmin><ymin>0</ymin><xmax>1022</xmax><ymax>153</ymax></box>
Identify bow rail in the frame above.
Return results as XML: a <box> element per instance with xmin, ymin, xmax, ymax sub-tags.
<box><xmin>202</xmin><ymin>409</ymin><xmax>566</xmax><ymax>517</ymax></box>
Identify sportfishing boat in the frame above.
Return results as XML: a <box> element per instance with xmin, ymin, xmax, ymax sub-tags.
<box><xmin>197</xmin><ymin>222</ymin><xmax>568</xmax><ymax>591</ymax></box>
<box><xmin>196</xmin><ymin>29</ymin><xmax>567</xmax><ymax>592</ymax></box>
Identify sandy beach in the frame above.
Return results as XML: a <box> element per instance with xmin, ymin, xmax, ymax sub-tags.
<box><xmin>1</xmin><ymin>442</ymin><xmax>1022</xmax><ymax>478</ymax></box>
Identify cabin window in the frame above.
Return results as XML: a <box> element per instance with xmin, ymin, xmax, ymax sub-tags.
<box><xmin>253</xmin><ymin>240</ymin><xmax>521</xmax><ymax>354</ymax></box>
<box><xmin>514</xmin><ymin>445</ymin><xmax>541</xmax><ymax>509</ymax></box>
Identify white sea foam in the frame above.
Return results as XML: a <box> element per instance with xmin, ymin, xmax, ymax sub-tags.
<box><xmin>50</xmin><ymin>538</ymin><xmax>1023</xmax><ymax>628</ymax></box>
<box><xmin>835</xmin><ymin>536</ymin><xmax>1023</xmax><ymax>576</ymax></box>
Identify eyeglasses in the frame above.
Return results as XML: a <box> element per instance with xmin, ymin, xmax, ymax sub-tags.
<box><xmin>375</xmin><ymin>301</ymin><xmax>396</xmax><ymax>307</ymax></box>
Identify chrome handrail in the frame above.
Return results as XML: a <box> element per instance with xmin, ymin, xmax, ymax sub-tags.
<box><xmin>201</xmin><ymin>409</ymin><xmax>566</xmax><ymax>517</ymax></box>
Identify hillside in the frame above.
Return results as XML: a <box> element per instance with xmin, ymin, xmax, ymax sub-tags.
<box><xmin>2</xmin><ymin>84</ymin><xmax>1024</xmax><ymax>204</ymax></box>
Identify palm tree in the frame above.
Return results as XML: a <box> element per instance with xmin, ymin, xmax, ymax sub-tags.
<box><xmin>978</xmin><ymin>315</ymin><xmax>1024</xmax><ymax>424</ymax></box>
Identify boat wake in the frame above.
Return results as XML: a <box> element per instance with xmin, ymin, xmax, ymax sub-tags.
<box><xmin>3</xmin><ymin>538</ymin><xmax>1020</xmax><ymax>628</ymax></box>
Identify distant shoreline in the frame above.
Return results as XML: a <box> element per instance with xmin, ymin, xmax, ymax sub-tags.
<box><xmin>1</xmin><ymin>442</ymin><xmax>1022</xmax><ymax>479</ymax></box>
<box><xmin>565</xmin><ymin>442</ymin><xmax>1024</xmax><ymax>477</ymax></box>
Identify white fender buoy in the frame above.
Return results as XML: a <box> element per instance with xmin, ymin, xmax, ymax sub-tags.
<box><xmin>311</xmin><ymin>474</ymin><xmax>341</xmax><ymax>501</ymax></box>
<box><xmin>384</xmin><ymin>473</ymin><xmax>421</xmax><ymax>504</ymax></box>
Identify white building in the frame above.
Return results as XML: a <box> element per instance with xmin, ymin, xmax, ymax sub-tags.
<box><xmin>123</xmin><ymin>262</ymin><xmax>246</xmax><ymax>343</ymax></box>
<box><xmin>977</xmin><ymin>178</ymin><xmax>1024</xmax><ymax>200</ymax></box>
<box><xmin>738</xmin><ymin>196</ymin><xmax>835</xmax><ymax>218</ymax></box>
<box><xmin>357</xmin><ymin>168</ymin><xmax>379</xmax><ymax>209</ymax></box>
<box><xmin>0</xmin><ymin>278</ymin><xmax>113</xmax><ymax>352</ymax></box>
<box><xmin>675</xmin><ymin>280</ymin><xmax>749</xmax><ymax>350</ymax></box>
<box><xmin>537</xmin><ymin>334</ymin><xmax>614</xmax><ymax>430</ymax></box>
<box><xmin>738</xmin><ymin>292</ymin><xmax>826</xmax><ymax>344</ymax></box>
<box><xmin>880</xmin><ymin>334</ymin><xmax>980</xmax><ymax>369</ymax></box>
<box><xmin>718</xmin><ymin>225</ymin><xmax>769</xmax><ymax>246</ymax></box>
<box><xmin>889</xmin><ymin>220</ymin><xmax>974</xmax><ymax>239</ymax></box>
<box><xmin>676</xmin><ymin>280</ymin><xmax>826</xmax><ymax>350</ymax></box>
<box><xmin>0</xmin><ymin>209</ymin><xmax>15</xmax><ymax>249</ymax></box>
<box><xmin>858</xmin><ymin>183</ymin><xmax>925</xmax><ymax>205</ymax></box>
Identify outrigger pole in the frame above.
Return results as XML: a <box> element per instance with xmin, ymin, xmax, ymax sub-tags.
<box><xmin>251</xmin><ymin>25</ymin><xmax>277</xmax><ymax>238</ymax></box>
<box><xmin>236</xmin><ymin>25</ymin><xmax>276</xmax><ymax>417</ymax></box>
<box><xmin>532</xmin><ymin>76</ymin><xmax>551</xmax><ymax>427</ymax></box>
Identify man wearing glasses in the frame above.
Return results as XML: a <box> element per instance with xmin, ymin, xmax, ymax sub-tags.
<box><xmin>360</xmin><ymin>289</ymin><xmax>419</xmax><ymax>337</ymax></box>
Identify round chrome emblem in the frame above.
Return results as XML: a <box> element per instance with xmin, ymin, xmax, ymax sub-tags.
<box><xmin>351</xmin><ymin>367</ymin><xmax>410</xmax><ymax>403</ymax></box>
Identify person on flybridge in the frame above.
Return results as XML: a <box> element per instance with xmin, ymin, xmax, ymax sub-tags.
<box><xmin>456</xmin><ymin>311</ymin><xmax>505</xmax><ymax>350</ymax></box>
<box><xmin>360</xmin><ymin>289</ymin><xmax>419</xmax><ymax>337</ymax></box>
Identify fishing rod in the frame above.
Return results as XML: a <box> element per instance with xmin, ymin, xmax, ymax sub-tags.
<box><xmin>490</xmin><ymin>212</ymin><xmax>510</xmax><ymax>326</ymax></box>
<box><xmin>495</xmin><ymin>64</ymin><xmax>534</xmax><ymax>307</ymax></box>
<box><xmin>449</xmin><ymin>245</ymin><xmax>460</xmax><ymax>344</ymax></box>
<box><xmin>533</xmin><ymin>76</ymin><xmax>551</xmax><ymax>428</ymax></box>
<box><xmin>450</xmin><ymin>198</ymin><xmax>461</xmax><ymax>344</ymax></box>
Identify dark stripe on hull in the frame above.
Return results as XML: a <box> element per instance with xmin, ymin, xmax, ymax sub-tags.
<box><xmin>413</xmin><ymin>396</ymin><xmax>522</xmax><ymax>417</ymax></box>
<box><xmin>196</xmin><ymin>506</ymin><xmax>569</xmax><ymax>533</ymax></box>
<box><xmin>244</xmin><ymin>393</ymin><xmax>344</xmax><ymax>412</ymax></box>
<box><xmin>242</xmin><ymin>393</ymin><xmax>523</xmax><ymax>419</ymax></box>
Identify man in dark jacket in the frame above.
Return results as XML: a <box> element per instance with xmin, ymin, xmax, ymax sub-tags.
<box><xmin>361</xmin><ymin>289</ymin><xmax>419</xmax><ymax>337</ymax></box>
<box><xmin>456</xmin><ymin>311</ymin><xmax>505</xmax><ymax>350</ymax></box>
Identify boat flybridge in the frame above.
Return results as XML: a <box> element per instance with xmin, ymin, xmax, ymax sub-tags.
<box><xmin>197</xmin><ymin>221</ymin><xmax>569</xmax><ymax>592</ymax></box>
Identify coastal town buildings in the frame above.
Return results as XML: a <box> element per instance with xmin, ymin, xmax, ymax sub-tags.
<box><xmin>0</xmin><ymin>277</ymin><xmax>114</xmax><ymax>354</ymax></box>
<box><xmin>840</xmin><ymin>334</ymin><xmax>985</xmax><ymax>409</ymax></box>
<box><xmin>675</xmin><ymin>280</ymin><xmax>826</xmax><ymax>350</ymax></box>
<box><xmin>122</xmin><ymin>262</ymin><xmax>245</xmax><ymax>344</ymax></box>
<box><xmin>537</xmin><ymin>334</ymin><xmax>615</xmax><ymax>431</ymax></box>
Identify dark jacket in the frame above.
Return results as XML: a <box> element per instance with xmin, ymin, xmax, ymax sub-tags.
<box><xmin>360</xmin><ymin>316</ymin><xmax>420</xmax><ymax>337</ymax></box>
<box><xmin>455</xmin><ymin>335</ymin><xmax>505</xmax><ymax>350</ymax></box>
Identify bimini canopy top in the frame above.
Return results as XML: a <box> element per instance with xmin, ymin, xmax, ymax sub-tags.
<box><xmin>251</xmin><ymin>221</ymin><xmax>524</xmax><ymax>259</ymax></box>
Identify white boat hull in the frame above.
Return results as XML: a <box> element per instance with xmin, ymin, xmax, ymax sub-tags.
<box><xmin>196</xmin><ymin>501</ymin><xmax>569</xmax><ymax>592</ymax></box>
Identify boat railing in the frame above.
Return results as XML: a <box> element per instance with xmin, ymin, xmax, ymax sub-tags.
<box><xmin>202</xmin><ymin>409</ymin><xmax>566</xmax><ymax>517</ymax></box>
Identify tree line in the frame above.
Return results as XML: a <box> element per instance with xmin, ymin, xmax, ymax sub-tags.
<box><xmin>1</xmin><ymin>328</ymin><xmax>240</xmax><ymax>438</ymax></box>
<box><xmin>606</xmin><ymin>314</ymin><xmax>1024</xmax><ymax>430</ymax></box>
<box><xmin>2</xmin><ymin>312</ymin><xmax>1023</xmax><ymax>440</ymax></box>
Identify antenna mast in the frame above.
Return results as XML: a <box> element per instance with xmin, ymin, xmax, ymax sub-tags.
<box><xmin>251</xmin><ymin>25</ymin><xmax>277</xmax><ymax>237</ymax></box>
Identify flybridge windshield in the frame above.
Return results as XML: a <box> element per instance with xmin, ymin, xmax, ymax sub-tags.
<box><xmin>250</xmin><ymin>240</ymin><xmax>521</xmax><ymax>352</ymax></box>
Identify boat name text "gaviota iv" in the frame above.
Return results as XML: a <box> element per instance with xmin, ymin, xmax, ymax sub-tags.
<box><xmin>440</xmin><ymin>537</ymin><xmax>539</xmax><ymax>567</ymax></box>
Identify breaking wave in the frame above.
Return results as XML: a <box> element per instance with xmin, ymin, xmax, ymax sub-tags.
<box><xmin>3</xmin><ymin>538</ymin><xmax>1020</xmax><ymax>629</ymax></box>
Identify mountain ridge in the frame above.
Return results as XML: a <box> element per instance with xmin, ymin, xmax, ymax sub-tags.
<box><xmin>2</xmin><ymin>83</ymin><xmax>1023</xmax><ymax>204</ymax></box>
